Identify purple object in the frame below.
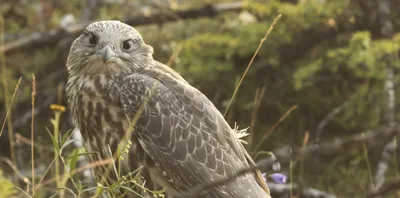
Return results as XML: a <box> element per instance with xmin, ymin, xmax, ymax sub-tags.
<box><xmin>270</xmin><ymin>173</ymin><xmax>287</xmax><ymax>184</ymax></box>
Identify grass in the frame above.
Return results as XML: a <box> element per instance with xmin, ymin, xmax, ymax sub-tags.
<box><xmin>0</xmin><ymin>15</ymin><xmax>18</xmax><ymax>182</ymax></box>
<box><xmin>363</xmin><ymin>133</ymin><xmax>375</xmax><ymax>190</ymax></box>
<box><xmin>223</xmin><ymin>14</ymin><xmax>281</xmax><ymax>117</ymax></box>
<box><xmin>23</xmin><ymin>104</ymin><xmax>165</xmax><ymax>198</ymax></box>
<box><xmin>31</xmin><ymin>74</ymin><xmax>36</xmax><ymax>196</ymax></box>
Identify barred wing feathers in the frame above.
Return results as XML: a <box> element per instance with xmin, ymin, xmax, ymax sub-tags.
<box><xmin>117</xmin><ymin>67</ymin><xmax>268</xmax><ymax>198</ymax></box>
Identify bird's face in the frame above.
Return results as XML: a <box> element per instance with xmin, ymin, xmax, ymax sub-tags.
<box><xmin>67</xmin><ymin>20</ymin><xmax>154</xmax><ymax>75</ymax></box>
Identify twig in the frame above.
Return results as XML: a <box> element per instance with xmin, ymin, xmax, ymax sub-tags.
<box><xmin>384</xmin><ymin>66</ymin><xmax>395</xmax><ymax>124</ymax></box>
<box><xmin>252</xmin><ymin>105</ymin><xmax>297</xmax><ymax>154</ymax></box>
<box><xmin>268</xmin><ymin>182</ymin><xmax>337</xmax><ymax>198</ymax></box>
<box><xmin>29</xmin><ymin>159</ymin><xmax>113</xmax><ymax>193</ymax></box>
<box><xmin>0</xmin><ymin>157</ymin><xmax>31</xmax><ymax>185</ymax></box>
<box><xmin>177</xmin><ymin>157</ymin><xmax>277</xmax><ymax>198</ymax></box>
<box><xmin>15</xmin><ymin>133</ymin><xmax>53</xmax><ymax>150</ymax></box>
<box><xmin>315</xmin><ymin>100</ymin><xmax>349</xmax><ymax>143</ymax></box>
<box><xmin>1</xmin><ymin>2</ymin><xmax>245</xmax><ymax>55</ymax></box>
<box><xmin>179</xmin><ymin>123</ymin><xmax>400</xmax><ymax>197</ymax></box>
<box><xmin>276</xmin><ymin>124</ymin><xmax>400</xmax><ymax>164</ymax></box>
<box><xmin>374</xmin><ymin>140</ymin><xmax>397</xmax><ymax>190</ymax></box>
<box><xmin>367</xmin><ymin>178</ymin><xmax>400</xmax><ymax>198</ymax></box>
<box><xmin>223</xmin><ymin>14</ymin><xmax>281</xmax><ymax>117</ymax></box>
<box><xmin>372</xmin><ymin>0</ymin><xmax>395</xmax><ymax>194</ymax></box>
<box><xmin>374</xmin><ymin>58</ymin><xmax>396</xmax><ymax>193</ymax></box>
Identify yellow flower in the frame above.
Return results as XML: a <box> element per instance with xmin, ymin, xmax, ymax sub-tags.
<box><xmin>50</xmin><ymin>104</ymin><xmax>66</xmax><ymax>112</ymax></box>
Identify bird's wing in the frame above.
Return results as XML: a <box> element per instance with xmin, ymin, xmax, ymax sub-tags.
<box><xmin>117</xmin><ymin>67</ymin><xmax>268</xmax><ymax>197</ymax></box>
<box><xmin>154</xmin><ymin>60</ymin><xmax>189</xmax><ymax>84</ymax></box>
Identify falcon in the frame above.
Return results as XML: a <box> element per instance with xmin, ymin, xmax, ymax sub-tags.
<box><xmin>66</xmin><ymin>20</ymin><xmax>270</xmax><ymax>198</ymax></box>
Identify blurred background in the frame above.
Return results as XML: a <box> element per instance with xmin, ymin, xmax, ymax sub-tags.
<box><xmin>1</xmin><ymin>0</ymin><xmax>400</xmax><ymax>197</ymax></box>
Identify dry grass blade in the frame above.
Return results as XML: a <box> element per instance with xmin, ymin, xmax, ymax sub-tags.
<box><xmin>0</xmin><ymin>157</ymin><xmax>31</xmax><ymax>185</ymax></box>
<box><xmin>252</xmin><ymin>105</ymin><xmax>297</xmax><ymax>154</ymax></box>
<box><xmin>0</xmin><ymin>15</ymin><xmax>18</xmax><ymax>180</ymax></box>
<box><xmin>30</xmin><ymin>159</ymin><xmax>113</xmax><ymax>192</ymax></box>
<box><xmin>223</xmin><ymin>14</ymin><xmax>282</xmax><ymax>117</ymax></box>
<box><xmin>0</xmin><ymin>77</ymin><xmax>22</xmax><ymax>137</ymax></box>
<box><xmin>14</xmin><ymin>133</ymin><xmax>53</xmax><ymax>150</ymax></box>
<box><xmin>298</xmin><ymin>130</ymin><xmax>310</xmax><ymax>190</ymax></box>
<box><xmin>166</xmin><ymin>44</ymin><xmax>182</xmax><ymax>67</ymax></box>
<box><xmin>31</xmin><ymin>74</ymin><xmax>36</xmax><ymax>196</ymax></box>
<box><xmin>248</xmin><ymin>86</ymin><xmax>266</xmax><ymax>148</ymax></box>
<box><xmin>34</xmin><ymin>158</ymin><xmax>55</xmax><ymax>194</ymax></box>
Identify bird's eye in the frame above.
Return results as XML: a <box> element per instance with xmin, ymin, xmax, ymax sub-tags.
<box><xmin>122</xmin><ymin>39</ymin><xmax>135</xmax><ymax>51</ymax></box>
<box><xmin>88</xmin><ymin>33</ymin><xmax>98</xmax><ymax>45</ymax></box>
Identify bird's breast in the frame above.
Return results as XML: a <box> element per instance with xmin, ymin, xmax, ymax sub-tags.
<box><xmin>66</xmin><ymin>75</ymin><xmax>130</xmax><ymax>155</ymax></box>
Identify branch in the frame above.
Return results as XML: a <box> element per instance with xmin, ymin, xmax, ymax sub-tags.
<box><xmin>275</xmin><ymin>124</ymin><xmax>400</xmax><ymax>166</ymax></box>
<box><xmin>177</xmin><ymin>124</ymin><xmax>400</xmax><ymax>197</ymax></box>
<box><xmin>373</xmin><ymin>140</ymin><xmax>397</xmax><ymax>190</ymax></box>
<box><xmin>372</xmin><ymin>0</ymin><xmax>395</xmax><ymax>194</ymax></box>
<box><xmin>373</xmin><ymin>62</ymin><xmax>396</xmax><ymax>193</ymax></box>
<box><xmin>0</xmin><ymin>2</ymin><xmax>244</xmax><ymax>55</ymax></box>
<box><xmin>315</xmin><ymin>100</ymin><xmax>349</xmax><ymax>143</ymax></box>
<box><xmin>268</xmin><ymin>182</ymin><xmax>337</xmax><ymax>198</ymax></box>
<box><xmin>367</xmin><ymin>178</ymin><xmax>400</xmax><ymax>198</ymax></box>
<box><xmin>177</xmin><ymin>157</ymin><xmax>276</xmax><ymax>198</ymax></box>
<box><xmin>384</xmin><ymin>67</ymin><xmax>395</xmax><ymax>124</ymax></box>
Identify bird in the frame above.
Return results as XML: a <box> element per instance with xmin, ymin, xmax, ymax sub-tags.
<box><xmin>66</xmin><ymin>20</ymin><xmax>271</xmax><ymax>198</ymax></box>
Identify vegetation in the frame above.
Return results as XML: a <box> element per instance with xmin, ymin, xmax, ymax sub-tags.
<box><xmin>1</xmin><ymin>0</ymin><xmax>400</xmax><ymax>197</ymax></box>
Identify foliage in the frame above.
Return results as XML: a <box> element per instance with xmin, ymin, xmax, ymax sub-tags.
<box><xmin>0</xmin><ymin>170</ymin><xmax>16</xmax><ymax>198</ymax></box>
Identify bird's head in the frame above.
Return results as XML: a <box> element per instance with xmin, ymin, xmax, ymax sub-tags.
<box><xmin>67</xmin><ymin>20</ymin><xmax>154</xmax><ymax>75</ymax></box>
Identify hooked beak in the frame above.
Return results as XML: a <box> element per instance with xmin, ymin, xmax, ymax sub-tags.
<box><xmin>99</xmin><ymin>45</ymin><xmax>118</xmax><ymax>63</ymax></box>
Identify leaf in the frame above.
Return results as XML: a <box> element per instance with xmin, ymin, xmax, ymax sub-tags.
<box><xmin>93</xmin><ymin>183</ymin><xmax>104</xmax><ymax>197</ymax></box>
<box><xmin>60</xmin><ymin>139</ymin><xmax>78</xmax><ymax>152</ymax></box>
<box><xmin>65</xmin><ymin>151</ymin><xmax>96</xmax><ymax>161</ymax></box>
<box><xmin>61</xmin><ymin>129</ymin><xmax>73</xmax><ymax>144</ymax></box>
<box><xmin>77</xmin><ymin>180</ymin><xmax>85</xmax><ymax>192</ymax></box>
<box><xmin>69</xmin><ymin>149</ymin><xmax>79</xmax><ymax>177</ymax></box>
<box><xmin>46</xmin><ymin>127</ymin><xmax>59</xmax><ymax>153</ymax></box>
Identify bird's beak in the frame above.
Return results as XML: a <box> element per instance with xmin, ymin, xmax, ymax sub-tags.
<box><xmin>99</xmin><ymin>45</ymin><xmax>117</xmax><ymax>63</ymax></box>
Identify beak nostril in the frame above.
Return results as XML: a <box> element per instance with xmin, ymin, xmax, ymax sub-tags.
<box><xmin>99</xmin><ymin>44</ymin><xmax>118</xmax><ymax>63</ymax></box>
<box><xmin>100</xmin><ymin>44</ymin><xmax>116</xmax><ymax>51</ymax></box>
